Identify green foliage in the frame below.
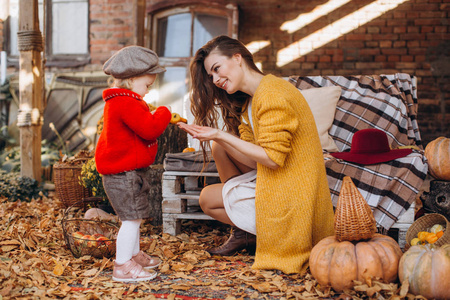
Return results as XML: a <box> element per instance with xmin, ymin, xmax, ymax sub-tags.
<box><xmin>1</xmin><ymin>77</ymin><xmax>16</xmax><ymax>151</ymax></box>
<box><xmin>0</xmin><ymin>146</ymin><xmax>21</xmax><ymax>172</ymax></box>
<box><xmin>0</xmin><ymin>141</ymin><xmax>61</xmax><ymax>175</ymax></box>
<box><xmin>0</xmin><ymin>76</ymin><xmax>13</xmax><ymax>103</ymax></box>
<box><xmin>0</xmin><ymin>170</ymin><xmax>43</xmax><ymax>202</ymax></box>
<box><xmin>0</xmin><ymin>125</ymin><xmax>17</xmax><ymax>149</ymax></box>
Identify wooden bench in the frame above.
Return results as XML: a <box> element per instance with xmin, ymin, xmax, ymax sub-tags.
<box><xmin>161</xmin><ymin>170</ymin><xmax>415</xmax><ymax>249</ymax></box>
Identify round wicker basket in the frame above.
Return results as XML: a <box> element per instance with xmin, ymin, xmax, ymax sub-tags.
<box><xmin>62</xmin><ymin>201</ymin><xmax>119</xmax><ymax>259</ymax></box>
<box><xmin>334</xmin><ymin>176</ymin><xmax>377</xmax><ymax>241</ymax></box>
<box><xmin>406</xmin><ymin>213</ymin><xmax>450</xmax><ymax>247</ymax></box>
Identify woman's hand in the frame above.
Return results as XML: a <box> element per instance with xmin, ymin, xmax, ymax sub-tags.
<box><xmin>177</xmin><ymin>122</ymin><xmax>279</xmax><ymax>170</ymax></box>
<box><xmin>177</xmin><ymin>123</ymin><xmax>220</xmax><ymax>141</ymax></box>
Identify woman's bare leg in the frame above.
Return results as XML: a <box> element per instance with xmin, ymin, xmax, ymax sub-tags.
<box><xmin>199</xmin><ymin>142</ymin><xmax>254</xmax><ymax>224</ymax></box>
<box><xmin>211</xmin><ymin>141</ymin><xmax>254</xmax><ymax>183</ymax></box>
<box><xmin>199</xmin><ymin>183</ymin><xmax>232</xmax><ymax>224</ymax></box>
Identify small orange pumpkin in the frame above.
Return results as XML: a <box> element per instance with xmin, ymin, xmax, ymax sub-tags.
<box><xmin>424</xmin><ymin>137</ymin><xmax>450</xmax><ymax>180</ymax></box>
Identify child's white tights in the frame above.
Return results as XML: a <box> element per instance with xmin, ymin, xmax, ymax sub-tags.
<box><xmin>115</xmin><ymin>219</ymin><xmax>142</xmax><ymax>265</ymax></box>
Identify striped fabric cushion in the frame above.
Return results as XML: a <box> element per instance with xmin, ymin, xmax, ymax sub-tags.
<box><xmin>289</xmin><ymin>73</ymin><xmax>428</xmax><ymax>230</ymax></box>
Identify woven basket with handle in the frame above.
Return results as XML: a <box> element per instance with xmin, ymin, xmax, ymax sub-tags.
<box><xmin>406</xmin><ymin>213</ymin><xmax>450</xmax><ymax>247</ymax></box>
<box><xmin>53</xmin><ymin>151</ymin><xmax>93</xmax><ymax>208</ymax></box>
<box><xmin>334</xmin><ymin>176</ymin><xmax>377</xmax><ymax>241</ymax></box>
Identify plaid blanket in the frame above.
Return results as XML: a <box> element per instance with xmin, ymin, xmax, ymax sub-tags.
<box><xmin>289</xmin><ymin>74</ymin><xmax>428</xmax><ymax>230</ymax></box>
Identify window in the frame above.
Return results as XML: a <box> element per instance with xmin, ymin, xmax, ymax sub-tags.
<box><xmin>146</xmin><ymin>3</ymin><xmax>238</xmax><ymax>119</ymax></box>
<box><xmin>6</xmin><ymin>0</ymin><xmax>89</xmax><ymax>66</ymax></box>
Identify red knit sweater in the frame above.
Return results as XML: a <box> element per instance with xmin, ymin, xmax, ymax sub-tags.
<box><xmin>95</xmin><ymin>88</ymin><xmax>171</xmax><ymax>175</ymax></box>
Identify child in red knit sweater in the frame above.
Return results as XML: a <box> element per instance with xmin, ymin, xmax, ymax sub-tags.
<box><xmin>95</xmin><ymin>46</ymin><xmax>172</xmax><ymax>282</ymax></box>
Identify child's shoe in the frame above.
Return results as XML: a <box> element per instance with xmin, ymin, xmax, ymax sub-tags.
<box><xmin>112</xmin><ymin>259</ymin><xmax>157</xmax><ymax>282</ymax></box>
<box><xmin>132</xmin><ymin>250</ymin><xmax>161</xmax><ymax>269</ymax></box>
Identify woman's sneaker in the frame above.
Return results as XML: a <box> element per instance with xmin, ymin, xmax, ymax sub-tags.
<box><xmin>112</xmin><ymin>259</ymin><xmax>157</xmax><ymax>282</ymax></box>
<box><xmin>132</xmin><ymin>251</ymin><xmax>161</xmax><ymax>269</ymax></box>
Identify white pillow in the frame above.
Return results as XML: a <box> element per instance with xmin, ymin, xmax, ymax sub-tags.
<box><xmin>299</xmin><ymin>86</ymin><xmax>341</xmax><ymax>152</ymax></box>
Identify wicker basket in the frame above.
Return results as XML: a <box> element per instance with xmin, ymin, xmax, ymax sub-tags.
<box><xmin>334</xmin><ymin>176</ymin><xmax>377</xmax><ymax>241</ymax></box>
<box><xmin>406</xmin><ymin>213</ymin><xmax>450</xmax><ymax>247</ymax></box>
<box><xmin>62</xmin><ymin>201</ymin><xmax>118</xmax><ymax>259</ymax></box>
<box><xmin>54</xmin><ymin>157</ymin><xmax>91</xmax><ymax>208</ymax></box>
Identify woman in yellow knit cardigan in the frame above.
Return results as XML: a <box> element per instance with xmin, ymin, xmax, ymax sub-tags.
<box><xmin>177</xmin><ymin>35</ymin><xmax>335</xmax><ymax>274</ymax></box>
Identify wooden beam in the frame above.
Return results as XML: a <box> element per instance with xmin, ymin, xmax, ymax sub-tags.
<box><xmin>135</xmin><ymin>0</ymin><xmax>146</xmax><ymax>46</ymax></box>
<box><xmin>18</xmin><ymin>0</ymin><xmax>44</xmax><ymax>181</ymax></box>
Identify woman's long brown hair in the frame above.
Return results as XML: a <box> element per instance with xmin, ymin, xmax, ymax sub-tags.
<box><xmin>189</xmin><ymin>35</ymin><xmax>263</xmax><ymax>155</ymax></box>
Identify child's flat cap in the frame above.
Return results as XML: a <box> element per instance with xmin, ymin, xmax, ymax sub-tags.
<box><xmin>103</xmin><ymin>46</ymin><xmax>166</xmax><ymax>79</ymax></box>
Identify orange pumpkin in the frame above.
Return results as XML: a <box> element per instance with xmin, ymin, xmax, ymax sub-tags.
<box><xmin>309</xmin><ymin>176</ymin><xmax>403</xmax><ymax>292</ymax></box>
<box><xmin>398</xmin><ymin>244</ymin><xmax>450</xmax><ymax>299</ymax></box>
<box><xmin>310</xmin><ymin>233</ymin><xmax>403</xmax><ymax>292</ymax></box>
<box><xmin>424</xmin><ymin>137</ymin><xmax>450</xmax><ymax>180</ymax></box>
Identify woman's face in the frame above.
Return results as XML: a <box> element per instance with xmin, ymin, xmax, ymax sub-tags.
<box><xmin>204</xmin><ymin>52</ymin><xmax>242</xmax><ymax>94</ymax></box>
<box><xmin>131</xmin><ymin>74</ymin><xmax>157</xmax><ymax>97</ymax></box>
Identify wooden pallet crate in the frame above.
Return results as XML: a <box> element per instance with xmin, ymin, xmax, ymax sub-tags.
<box><xmin>162</xmin><ymin>171</ymin><xmax>220</xmax><ymax>235</ymax></box>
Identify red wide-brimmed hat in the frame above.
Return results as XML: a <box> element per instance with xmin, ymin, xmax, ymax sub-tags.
<box><xmin>330</xmin><ymin>128</ymin><xmax>413</xmax><ymax>165</ymax></box>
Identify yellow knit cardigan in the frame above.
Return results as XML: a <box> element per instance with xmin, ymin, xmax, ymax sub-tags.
<box><xmin>238</xmin><ymin>74</ymin><xmax>335</xmax><ymax>274</ymax></box>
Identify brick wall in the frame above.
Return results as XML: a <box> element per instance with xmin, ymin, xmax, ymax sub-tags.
<box><xmin>89</xmin><ymin>0</ymin><xmax>138</xmax><ymax>65</ymax></box>
<box><xmin>2</xmin><ymin>0</ymin><xmax>449</xmax><ymax>145</ymax></box>
<box><xmin>0</xmin><ymin>1</ymin><xmax>138</xmax><ymax>66</ymax></box>
<box><xmin>150</xmin><ymin>0</ymin><xmax>450</xmax><ymax>146</ymax></box>
<box><xmin>231</xmin><ymin>0</ymin><xmax>450</xmax><ymax>146</ymax></box>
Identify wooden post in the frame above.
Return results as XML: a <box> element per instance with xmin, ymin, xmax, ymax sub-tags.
<box><xmin>17</xmin><ymin>0</ymin><xmax>44</xmax><ymax>181</ymax></box>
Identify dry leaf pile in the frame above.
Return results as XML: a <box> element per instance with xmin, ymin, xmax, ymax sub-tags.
<box><xmin>0</xmin><ymin>193</ymin><xmax>420</xmax><ymax>300</ymax></box>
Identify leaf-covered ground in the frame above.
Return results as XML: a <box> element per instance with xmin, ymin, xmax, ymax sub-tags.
<box><xmin>0</xmin><ymin>193</ymin><xmax>421</xmax><ymax>300</ymax></box>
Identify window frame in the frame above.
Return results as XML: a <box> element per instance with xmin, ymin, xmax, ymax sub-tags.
<box><xmin>146</xmin><ymin>2</ymin><xmax>238</xmax><ymax>68</ymax></box>
<box><xmin>145</xmin><ymin>2</ymin><xmax>238</xmax><ymax>149</ymax></box>
<box><xmin>5</xmin><ymin>0</ymin><xmax>90</xmax><ymax>68</ymax></box>
<box><xmin>43</xmin><ymin>0</ymin><xmax>90</xmax><ymax>67</ymax></box>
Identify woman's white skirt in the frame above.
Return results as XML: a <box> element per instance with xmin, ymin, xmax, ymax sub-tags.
<box><xmin>222</xmin><ymin>170</ymin><xmax>257</xmax><ymax>235</ymax></box>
